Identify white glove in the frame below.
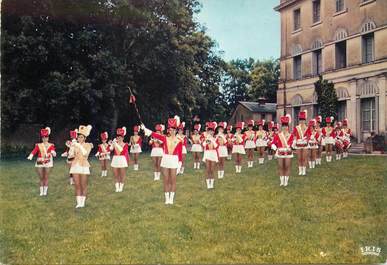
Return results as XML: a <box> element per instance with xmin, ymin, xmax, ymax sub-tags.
<box><xmin>143</xmin><ymin>126</ymin><xmax>152</xmax><ymax>137</ymax></box>
<box><xmin>61</xmin><ymin>152</ymin><xmax>68</xmax><ymax>157</ymax></box>
<box><xmin>27</xmin><ymin>154</ymin><xmax>33</xmax><ymax>160</ymax></box>
<box><xmin>271</xmin><ymin>144</ymin><xmax>277</xmax><ymax>151</ymax></box>
<box><xmin>51</xmin><ymin>151</ymin><xmax>57</xmax><ymax>157</ymax></box>
<box><xmin>95</xmin><ymin>152</ymin><xmax>100</xmax><ymax>157</ymax></box>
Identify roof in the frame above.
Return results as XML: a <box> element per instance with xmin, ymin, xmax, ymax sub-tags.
<box><xmin>274</xmin><ymin>0</ymin><xmax>299</xmax><ymax>12</ymax></box>
<box><xmin>239</xmin><ymin>101</ymin><xmax>277</xmax><ymax>113</ymax></box>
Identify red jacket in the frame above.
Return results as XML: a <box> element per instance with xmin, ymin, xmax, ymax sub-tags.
<box><xmin>110</xmin><ymin>143</ymin><xmax>129</xmax><ymax>156</ymax></box>
<box><xmin>271</xmin><ymin>132</ymin><xmax>294</xmax><ymax>150</ymax></box>
<box><xmin>130</xmin><ymin>136</ymin><xmax>142</xmax><ymax>147</ymax></box>
<box><xmin>151</xmin><ymin>132</ymin><xmax>183</xmax><ymax>161</ymax></box>
<box><xmin>322</xmin><ymin>126</ymin><xmax>336</xmax><ymax>138</ymax></box>
<box><xmin>98</xmin><ymin>143</ymin><xmax>111</xmax><ymax>154</ymax></box>
<box><xmin>30</xmin><ymin>143</ymin><xmax>56</xmax><ymax>158</ymax></box>
<box><xmin>293</xmin><ymin>125</ymin><xmax>308</xmax><ymax>140</ymax></box>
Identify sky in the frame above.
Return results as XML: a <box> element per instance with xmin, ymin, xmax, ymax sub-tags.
<box><xmin>195</xmin><ymin>0</ymin><xmax>280</xmax><ymax>61</ymax></box>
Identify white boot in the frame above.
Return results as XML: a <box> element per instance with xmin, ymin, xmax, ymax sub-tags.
<box><xmin>227</xmin><ymin>155</ymin><xmax>232</xmax><ymax>160</ymax></box>
<box><xmin>197</xmin><ymin>163</ymin><xmax>200</xmax><ymax>169</ymax></box>
<box><xmin>259</xmin><ymin>158</ymin><xmax>264</xmax><ymax>164</ymax></box>
<box><xmin>43</xmin><ymin>186</ymin><xmax>48</xmax><ymax>196</ymax></box>
<box><xmin>164</xmin><ymin>192</ymin><xmax>169</xmax><ymax>204</ymax></box>
<box><xmin>284</xmin><ymin>176</ymin><xmax>289</xmax><ymax>186</ymax></box>
<box><xmin>309</xmin><ymin>161</ymin><xmax>313</xmax><ymax>169</ymax></box>
<box><xmin>210</xmin><ymin>179</ymin><xmax>215</xmax><ymax>189</ymax></box>
<box><xmin>80</xmin><ymin>196</ymin><xmax>86</xmax><ymax>207</ymax></box>
<box><xmin>206</xmin><ymin>179</ymin><xmax>210</xmax><ymax>189</ymax></box>
<box><xmin>235</xmin><ymin>165</ymin><xmax>238</xmax><ymax>173</ymax></box>
<box><xmin>119</xmin><ymin>183</ymin><xmax>124</xmax><ymax>192</ymax></box>
<box><xmin>303</xmin><ymin>167</ymin><xmax>306</xmax><ymax>175</ymax></box>
<box><xmin>69</xmin><ymin>177</ymin><xmax>74</xmax><ymax>185</ymax></box>
<box><xmin>221</xmin><ymin>171</ymin><xmax>225</xmax><ymax>178</ymax></box>
<box><xmin>280</xmin><ymin>176</ymin><xmax>284</xmax><ymax>186</ymax></box>
<box><xmin>180</xmin><ymin>167</ymin><xmax>184</xmax><ymax>174</ymax></box>
<box><xmin>268</xmin><ymin>155</ymin><xmax>273</xmax><ymax>160</ymax></box>
<box><xmin>298</xmin><ymin>167</ymin><xmax>302</xmax><ymax>175</ymax></box>
<box><xmin>75</xmin><ymin>196</ymin><xmax>82</xmax><ymax>208</ymax></box>
<box><xmin>115</xmin><ymin>183</ymin><xmax>120</xmax><ymax>192</ymax></box>
<box><xmin>39</xmin><ymin>186</ymin><xmax>44</xmax><ymax>196</ymax></box>
<box><xmin>251</xmin><ymin>161</ymin><xmax>254</xmax><ymax>167</ymax></box>
<box><xmin>170</xmin><ymin>192</ymin><xmax>175</xmax><ymax>204</ymax></box>
<box><xmin>312</xmin><ymin>161</ymin><xmax>315</xmax><ymax>168</ymax></box>
<box><xmin>217</xmin><ymin>171</ymin><xmax>221</xmax><ymax>179</ymax></box>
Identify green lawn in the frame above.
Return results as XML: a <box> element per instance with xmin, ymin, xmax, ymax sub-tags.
<box><xmin>0</xmin><ymin>155</ymin><xmax>386</xmax><ymax>264</ymax></box>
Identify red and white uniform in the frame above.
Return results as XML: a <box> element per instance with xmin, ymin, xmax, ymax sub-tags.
<box><xmin>130</xmin><ymin>135</ymin><xmax>142</xmax><ymax>153</ymax></box>
<box><xmin>335</xmin><ymin>129</ymin><xmax>344</xmax><ymax>151</ymax></box>
<box><xmin>151</xmin><ymin>132</ymin><xmax>183</xmax><ymax>169</ymax></box>
<box><xmin>191</xmin><ymin>134</ymin><xmax>203</xmax><ymax>152</ymax></box>
<box><xmin>306</xmin><ymin>128</ymin><xmax>320</xmax><ymax>149</ymax></box>
<box><xmin>97</xmin><ymin>143</ymin><xmax>111</xmax><ymax>160</ymax></box>
<box><xmin>216</xmin><ymin>133</ymin><xmax>228</xmax><ymax>158</ymax></box>
<box><xmin>255</xmin><ymin>129</ymin><xmax>268</xmax><ymax>147</ymax></box>
<box><xmin>293</xmin><ymin>124</ymin><xmax>308</xmax><ymax>149</ymax></box>
<box><xmin>226</xmin><ymin>132</ymin><xmax>234</xmax><ymax>152</ymax></box>
<box><xmin>322</xmin><ymin>126</ymin><xmax>336</xmax><ymax>145</ymax></box>
<box><xmin>244</xmin><ymin>129</ymin><xmax>256</xmax><ymax>149</ymax></box>
<box><xmin>271</xmin><ymin>132</ymin><xmax>294</xmax><ymax>158</ymax></box>
<box><xmin>202</xmin><ymin>135</ymin><xmax>219</xmax><ymax>162</ymax></box>
<box><xmin>110</xmin><ymin>142</ymin><xmax>129</xmax><ymax>168</ymax></box>
<box><xmin>149</xmin><ymin>136</ymin><xmax>164</xmax><ymax>157</ymax></box>
<box><xmin>232</xmin><ymin>132</ymin><xmax>246</xmax><ymax>154</ymax></box>
<box><xmin>29</xmin><ymin>143</ymin><xmax>56</xmax><ymax>168</ymax></box>
<box><xmin>341</xmin><ymin>127</ymin><xmax>352</xmax><ymax>150</ymax></box>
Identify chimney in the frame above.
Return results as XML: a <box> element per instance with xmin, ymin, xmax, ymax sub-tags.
<box><xmin>258</xmin><ymin>97</ymin><xmax>267</xmax><ymax>105</ymax></box>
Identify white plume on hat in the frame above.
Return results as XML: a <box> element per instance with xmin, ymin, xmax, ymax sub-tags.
<box><xmin>286</xmin><ymin>114</ymin><xmax>292</xmax><ymax>124</ymax></box>
<box><xmin>46</xmin><ymin>127</ymin><xmax>51</xmax><ymax>135</ymax></box>
<box><xmin>174</xmin><ymin>115</ymin><xmax>181</xmax><ymax>127</ymax></box>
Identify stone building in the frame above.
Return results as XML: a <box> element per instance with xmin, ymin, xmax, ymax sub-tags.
<box><xmin>229</xmin><ymin>101</ymin><xmax>277</xmax><ymax>125</ymax></box>
<box><xmin>274</xmin><ymin>0</ymin><xmax>387</xmax><ymax>142</ymax></box>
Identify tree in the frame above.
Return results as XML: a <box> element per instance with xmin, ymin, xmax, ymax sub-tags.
<box><xmin>314</xmin><ymin>76</ymin><xmax>338</xmax><ymax>125</ymax></box>
<box><xmin>248</xmin><ymin>58</ymin><xmax>279</xmax><ymax>103</ymax></box>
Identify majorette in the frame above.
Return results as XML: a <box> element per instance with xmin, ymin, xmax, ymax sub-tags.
<box><xmin>141</xmin><ymin>116</ymin><xmax>183</xmax><ymax>205</ymax></box>
<box><xmin>110</xmin><ymin>127</ymin><xmax>130</xmax><ymax>192</ymax></box>
<box><xmin>27</xmin><ymin>127</ymin><xmax>56</xmax><ymax>196</ymax></box>
<box><xmin>95</xmin><ymin>132</ymin><xmax>111</xmax><ymax>177</ymax></box>
<box><xmin>271</xmin><ymin>115</ymin><xmax>294</xmax><ymax>187</ymax></box>
<box><xmin>341</xmin><ymin>119</ymin><xmax>352</xmax><ymax>158</ymax></box>
<box><xmin>244</xmin><ymin>120</ymin><xmax>256</xmax><ymax>168</ymax></box>
<box><xmin>177</xmin><ymin>122</ymin><xmax>187</xmax><ymax>174</ymax></box>
<box><xmin>322</xmin><ymin>116</ymin><xmax>336</xmax><ymax>162</ymax></box>
<box><xmin>225</xmin><ymin>125</ymin><xmax>234</xmax><ymax>160</ymax></box>
<box><xmin>149</xmin><ymin>124</ymin><xmax>164</xmax><ymax>180</ymax></box>
<box><xmin>130</xmin><ymin>125</ymin><xmax>142</xmax><ymax>171</ymax></box>
<box><xmin>215</xmin><ymin>122</ymin><xmax>228</xmax><ymax>179</ymax></box>
<box><xmin>266</xmin><ymin>121</ymin><xmax>277</xmax><ymax>161</ymax></box>
<box><xmin>334</xmin><ymin>122</ymin><xmax>344</xmax><ymax>161</ymax></box>
<box><xmin>61</xmin><ymin>129</ymin><xmax>78</xmax><ymax>185</ymax></box>
<box><xmin>255</xmin><ymin>119</ymin><xmax>268</xmax><ymax>164</ymax></box>
<box><xmin>68</xmin><ymin>125</ymin><xmax>93</xmax><ymax>208</ymax></box>
<box><xmin>306</xmin><ymin>119</ymin><xmax>320</xmax><ymax>169</ymax></box>
<box><xmin>293</xmin><ymin>110</ymin><xmax>308</xmax><ymax>176</ymax></box>
<box><xmin>232</xmin><ymin>121</ymin><xmax>246</xmax><ymax>173</ymax></box>
<box><xmin>191</xmin><ymin>123</ymin><xmax>203</xmax><ymax>169</ymax></box>
<box><xmin>315</xmin><ymin>115</ymin><xmax>323</xmax><ymax>165</ymax></box>
<box><xmin>202</xmin><ymin>121</ymin><xmax>219</xmax><ymax>189</ymax></box>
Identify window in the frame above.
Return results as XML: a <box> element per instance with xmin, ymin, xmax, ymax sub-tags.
<box><xmin>362</xmin><ymin>33</ymin><xmax>374</xmax><ymax>63</ymax></box>
<box><xmin>361</xmin><ymin>98</ymin><xmax>376</xmax><ymax>131</ymax></box>
<box><xmin>293</xmin><ymin>55</ymin><xmax>302</xmax><ymax>79</ymax></box>
<box><xmin>313</xmin><ymin>0</ymin><xmax>321</xmax><ymax>23</ymax></box>
<box><xmin>335</xmin><ymin>41</ymin><xmax>347</xmax><ymax>69</ymax></box>
<box><xmin>293</xmin><ymin>107</ymin><xmax>300</xmax><ymax>125</ymax></box>
<box><xmin>293</xmin><ymin>9</ymin><xmax>301</xmax><ymax>30</ymax></box>
<box><xmin>336</xmin><ymin>0</ymin><xmax>345</xmax><ymax>12</ymax></box>
<box><xmin>337</xmin><ymin>101</ymin><xmax>347</xmax><ymax>121</ymax></box>
<box><xmin>312</xmin><ymin>49</ymin><xmax>322</xmax><ymax>75</ymax></box>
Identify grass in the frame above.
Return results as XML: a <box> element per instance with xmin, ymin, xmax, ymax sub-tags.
<box><xmin>0</xmin><ymin>154</ymin><xmax>386</xmax><ymax>264</ymax></box>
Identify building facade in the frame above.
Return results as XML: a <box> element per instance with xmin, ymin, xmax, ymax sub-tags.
<box><xmin>275</xmin><ymin>0</ymin><xmax>387</xmax><ymax>142</ymax></box>
<box><xmin>229</xmin><ymin>101</ymin><xmax>277</xmax><ymax>125</ymax></box>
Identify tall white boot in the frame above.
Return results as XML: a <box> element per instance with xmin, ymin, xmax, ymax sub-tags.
<box><xmin>268</xmin><ymin>155</ymin><xmax>273</xmax><ymax>160</ymax></box>
<box><xmin>221</xmin><ymin>171</ymin><xmax>225</xmax><ymax>178</ymax></box>
<box><xmin>284</xmin><ymin>176</ymin><xmax>289</xmax><ymax>186</ymax></box>
<box><xmin>235</xmin><ymin>165</ymin><xmax>238</xmax><ymax>173</ymax></box>
<box><xmin>164</xmin><ymin>192</ymin><xmax>170</xmax><ymax>204</ymax></box>
<box><xmin>43</xmin><ymin>186</ymin><xmax>48</xmax><ymax>196</ymax></box>
<box><xmin>39</xmin><ymin>186</ymin><xmax>44</xmax><ymax>196</ymax></box>
<box><xmin>119</xmin><ymin>183</ymin><xmax>124</xmax><ymax>192</ymax></box>
<box><xmin>206</xmin><ymin>179</ymin><xmax>210</xmax><ymax>189</ymax></box>
<box><xmin>280</xmin><ymin>176</ymin><xmax>284</xmax><ymax>186</ymax></box>
<box><xmin>80</xmin><ymin>196</ymin><xmax>86</xmax><ymax>207</ymax></box>
<box><xmin>115</xmin><ymin>183</ymin><xmax>120</xmax><ymax>192</ymax></box>
<box><xmin>298</xmin><ymin>167</ymin><xmax>302</xmax><ymax>175</ymax></box>
<box><xmin>309</xmin><ymin>161</ymin><xmax>313</xmax><ymax>169</ymax></box>
<box><xmin>75</xmin><ymin>196</ymin><xmax>82</xmax><ymax>208</ymax></box>
<box><xmin>170</xmin><ymin>192</ymin><xmax>175</xmax><ymax>204</ymax></box>
<box><xmin>197</xmin><ymin>163</ymin><xmax>200</xmax><ymax>169</ymax></box>
<box><xmin>210</xmin><ymin>179</ymin><xmax>215</xmax><ymax>189</ymax></box>
<box><xmin>302</xmin><ymin>167</ymin><xmax>306</xmax><ymax>175</ymax></box>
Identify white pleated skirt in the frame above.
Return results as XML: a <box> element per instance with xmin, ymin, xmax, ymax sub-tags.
<box><xmin>244</xmin><ymin>140</ymin><xmax>256</xmax><ymax>149</ymax></box>
<box><xmin>232</xmin><ymin>144</ymin><xmax>246</xmax><ymax>154</ymax></box>
<box><xmin>150</xmin><ymin>147</ymin><xmax>163</xmax><ymax>157</ymax></box>
<box><xmin>218</xmin><ymin>145</ymin><xmax>228</xmax><ymax>157</ymax></box>
<box><xmin>203</xmin><ymin>150</ymin><xmax>219</xmax><ymax>162</ymax></box>
<box><xmin>130</xmin><ymin>145</ymin><xmax>142</xmax><ymax>153</ymax></box>
<box><xmin>160</xmin><ymin>154</ymin><xmax>179</xmax><ymax>169</ymax></box>
<box><xmin>255</xmin><ymin>139</ymin><xmax>267</xmax><ymax>147</ymax></box>
<box><xmin>111</xmin><ymin>155</ymin><xmax>128</xmax><ymax>168</ymax></box>
<box><xmin>70</xmin><ymin>164</ymin><xmax>90</xmax><ymax>175</ymax></box>
<box><xmin>191</xmin><ymin>144</ymin><xmax>203</xmax><ymax>152</ymax></box>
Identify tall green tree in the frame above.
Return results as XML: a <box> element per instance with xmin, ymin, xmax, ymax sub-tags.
<box><xmin>248</xmin><ymin>59</ymin><xmax>279</xmax><ymax>103</ymax></box>
<box><xmin>314</xmin><ymin>76</ymin><xmax>338</xmax><ymax>125</ymax></box>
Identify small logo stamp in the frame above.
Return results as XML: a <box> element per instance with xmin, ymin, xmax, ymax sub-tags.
<box><xmin>360</xmin><ymin>246</ymin><xmax>381</xmax><ymax>256</ymax></box>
